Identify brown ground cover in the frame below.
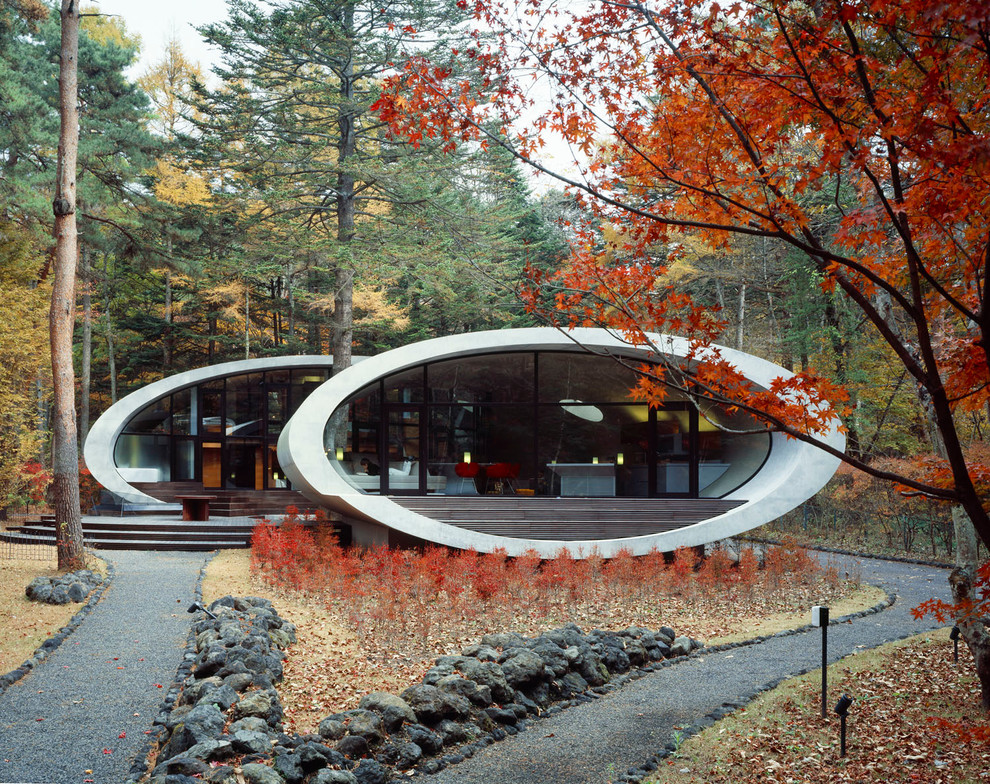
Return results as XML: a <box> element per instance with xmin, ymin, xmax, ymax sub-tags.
<box><xmin>647</xmin><ymin>629</ymin><xmax>989</xmax><ymax>783</ymax></box>
<box><xmin>205</xmin><ymin>527</ymin><xmax>877</xmax><ymax>736</ymax></box>
<box><xmin>0</xmin><ymin>543</ymin><xmax>105</xmax><ymax>674</ymax></box>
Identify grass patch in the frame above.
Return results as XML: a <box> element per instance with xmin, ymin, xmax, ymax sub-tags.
<box><xmin>0</xmin><ymin>545</ymin><xmax>106</xmax><ymax>674</ymax></box>
<box><xmin>708</xmin><ymin>583</ymin><xmax>888</xmax><ymax>646</ymax></box>
<box><xmin>647</xmin><ymin>629</ymin><xmax>990</xmax><ymax>784</ymax></box>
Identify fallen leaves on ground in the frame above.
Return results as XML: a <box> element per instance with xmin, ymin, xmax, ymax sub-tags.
<box><xmin>649</xmin><ymin>631</ymin><xmax>990</xmax><ymax>783</ymax></box>
<box><xmin>206</xmin><ymin>544</ymin><xmax>864</xmax><ymax>735</ymax></box>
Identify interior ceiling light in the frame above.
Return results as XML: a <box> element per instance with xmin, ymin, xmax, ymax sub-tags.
<box><xmin>559</xmin><ymin>399</ymin><xmax>604</xmax><ymax>422</ymax></box>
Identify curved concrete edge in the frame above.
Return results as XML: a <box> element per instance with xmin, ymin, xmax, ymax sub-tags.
<box><xmin>279</xmin><ymin>328</ymin><xmax>845</xmax><ymax>556</ymax></box>
<box><xmin>84</xmin><ymin>356</ymin><xmax>336</xmax><ymax>506</ymax></box>
<box><xmin>0</xmin><ymin>554</ymin><xmax>114</xmax><ymax>697</ymax></box>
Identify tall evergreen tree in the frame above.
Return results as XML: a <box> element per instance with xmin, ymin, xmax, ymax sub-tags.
<box><xmin>194</xmin><ymin>0</ymin><xmax>477</xmax><ymax>371</ymax></box>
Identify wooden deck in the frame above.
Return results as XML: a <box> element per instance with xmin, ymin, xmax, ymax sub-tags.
<box><xmin>2</xmin><ymin>514</ymin><xmax>267</xmax><ymax>551</ymax></box>
<box><xmin>391</xmin><ymin>497</ymin><xmax>745</xmax><ymax>541</ymax></box>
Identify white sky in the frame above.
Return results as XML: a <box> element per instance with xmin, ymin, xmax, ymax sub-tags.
<box><xmin>92</xmin><ymin>0</ymin><xmax>230</xmax><ymax>76</ymax></box>
<box><xmin>90</xmin><ymin>0</ymin><xmax>575</xmax><ymax>192</ymax></box>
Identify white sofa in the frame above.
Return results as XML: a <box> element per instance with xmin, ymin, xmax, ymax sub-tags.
<box><xmin>341</xmin><ymin>459</ymin><xmax>447</xmax><ymax>494</ymax></box>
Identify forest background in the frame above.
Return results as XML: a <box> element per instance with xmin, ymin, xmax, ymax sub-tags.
<box><xmin>1</xmin><ymin>0</ymin><xmax>987</xmax><ymax>564</ymax></box>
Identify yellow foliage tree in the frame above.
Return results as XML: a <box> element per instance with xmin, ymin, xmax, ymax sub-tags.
<box><xmin>0</xmin><ymin>222</ymin><xmax>51</xmax><ymax>506</ymax></box>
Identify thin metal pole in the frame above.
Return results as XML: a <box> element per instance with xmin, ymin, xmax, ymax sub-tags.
<box><xmin>840</xmin><ymin>714</ymin><xmax>847</xmax><ymax>756</ymax></box>
<box><xmin>821</xmin><ymin>622</ymin><xmax>828</xmax><ymax>718</ymax></box>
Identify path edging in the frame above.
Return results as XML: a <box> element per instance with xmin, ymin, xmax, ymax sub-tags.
<box><xmin>609</xmin><ymin>586</ymin><xmax>898</xmax><ymax>782</ymax></box>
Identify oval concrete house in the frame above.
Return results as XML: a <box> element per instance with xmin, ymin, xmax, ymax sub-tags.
<box><xmin>84</xmin><ymin>356</ymin><xmax>336</xmax><ymax>508</ymax></box>
<box><xmin>277</xmin><ymin>328</ymin><xmax>844</xmax><ymax>556</ymax></box>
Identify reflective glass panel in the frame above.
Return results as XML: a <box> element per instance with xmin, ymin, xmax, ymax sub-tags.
<box><xmin>654</xmin><ymin>409</ymin><xmax>691</xmax><ymax>494</ymax></box>
<box><xmin>290</xmin><ymin>368</ymin><xmax>329</xmax><ymax>416</ymax></box>
<box><xmin>113</xmin><ymin>434</ymin><xmax>171</xmax><ymax>481</ymax></box>
<box><xmin>123</xmin><ymin>398</ymin><xmax>170</xmax><ymax>434</ymax></box>
<box><xmin>538</xmin><ymin>352</ymin><xmax>687</xmax><ymax>404</ymax></box>
<box><xmin>173</xmin><ymin>438</ymin><xmax>196</xmax><ymax>481</ymax></box>
<box><xmin>428</xmin><ymin>354</ymin><xmax>535</xmax><ymax>403</ymax></box>
<box><xmin>267</xmin><ymin>388</ymin><xmax>286</xmax><ymax>436</ymax></box>
<box><xmin>698</xmin><ymin>405</ymin><xmax>770</xmax><ymax>497</ymax></box>
<box><xmin>201</xmin><ymin>382</ymin><xmax>224</xmax><ymax>435</ymax></box>
<box><xmin>172</xmin><ymin>388</ymin><xmax>192</xmax><ymax>435</ymax></box>
<box><xmin>384</xmin><ymin>367</ymin><xmax>425</xmax><ymax>403</ymax></box>
<box><xmin>226</xmin><ymin>373</ymin><xmax>265</xmax><ymax>436</ymax></box>
<box><xmin>439</xmin><ymin>404</ymin><xmax>535</xmax><ymax>495</ymax></box>
<box><xmin>539</xmin><ymin>404</ymin><xmax>638</xmax><ymax>497</ymax></box>
<box><xmin>326</xmin><ymin>386</ymin><xmax>382</xmax><ymax>493</ymax></box>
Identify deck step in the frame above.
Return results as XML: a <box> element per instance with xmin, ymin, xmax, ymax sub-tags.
<box><xmin>1</xmin><ymin>517</ymin><xmax>278</xmax><ymax>551</ymax></box>
<box><xmin>391</xmin><ymin>497</ymin><xmax>745</xmax><ymax>541</ymax></box>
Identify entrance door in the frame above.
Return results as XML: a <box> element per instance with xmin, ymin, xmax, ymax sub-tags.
<box><xmin>651</xmin><ymin>406</ymin><xmax>696</xmax><ymax>496</ymax></box>
<box><xmin>383</xmin><ymin>405</ymin><xmax>424</xmax><ymax>494</ymax></box>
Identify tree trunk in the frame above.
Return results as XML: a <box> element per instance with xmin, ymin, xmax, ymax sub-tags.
<box><xmin>332</xmin><ymin>3</ymin><xmax>356</xmax><ymax>374</ymax></box>
<box><xmin>332</xmin><ymin>266</ymin><xmax>353</xmax><ymax>370</ymax></box>
<box><xmin>735</xmin><ymin>279</ymin><xmax>746</xmax><ymax>350</ymax></box>
<box><xmin>287</xmin><ymin>266</ymin><xmax>295</xmax><ymax>343</ymax></box>
<box><xmin>50</xmin><ymin>0</ymin><xmax>84</xmax><ymax>571</ymax></box>
<box><xmin>163</xmin><ymin>241</ymin><xmax>173</xmax><ymax>369</ymax></box>
<box><xmin>79</xmin><ymin>244</ymin><xmax>91</xmax><ymax>443</ymax></box>
<box><xmin>948</xmin><ymin>546</ymin><xmax>990</xmax><ymax>711</ymax></box>
<box><xmin>244</xmin><ymin>286</ymin><xmax>250</xmax><ymax>360</ymax></box>
<box><xmin>823</xmin><ymin>299</ymin><xmax>861</xmax><ymax>457</ymax></box>
<box><xmin>104</xmin><ymin>289</ymin><xmax>117</xmax><ymax>404</ymax></box>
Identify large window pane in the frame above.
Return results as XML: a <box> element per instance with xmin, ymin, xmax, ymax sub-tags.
<box><xmin>539</xmin><ymin>353</ymin><xmax>639</xmax><ymax>403</ymax></box>
<box><xmin>698</xmin><ymin>405</ymin><xmax>770</xmax><ymax>497</ymax></box>
<box><xmin>654</xmin><ymin>409</ymin><xmax>691</xmax><ymax>494</ymax></box>
<box><xmin>290</xmin><ymin>368</ymin><xmax>329</xmax><ymax>416</ymax></box>
<box><xmin>226</xmin><ymin>373</ymin><xmax>265</xmax><ymax>436</ymax></box>
<box><xmin>267</xmin><ymin>388</ymin><xmax>286</xmax><ymax>436</ymax></box>
<box><xmin>201</xmin><ymin>382</ymin><xmax>224</xmax><ymax>435</ymax></box>
<box><xmin>428</xmin><ymin>404</ymin><xmax>536</xmax><ymax>494</ymax></box>
<box><xmin>122</xmin><ymin>398</ymin><xmax>170</xmax><ymax>434</ymax></box>
<box><xmin>384</xmin><ymin>367</ymin><xmax>424</xmax><ymax>403</ymax></box>
<box><xmin>113</xmin><ymin>434</ymin><xmax>171</xmax><ymax>482</ymax></box>
<box><xmin>172</xmin><ymin>388</ymin><xmax>192</xmax><ymax>435</ymax></box>
<box><xmin>539</xmin><ymin>403</ymin><xmax>636</xmax><ymax>496</ymax></box>
<box><xmin>173</xmin><ymin>438</ymin><xmax>196</xmax><ymax>481</ymax></box>
<box><xmin>326</xmin><ymin>386</ymin><xmax>382</xmax><ymax>493</ymax></box>
<box><xmin>428</xmin><ymin>353</ymin><xmax>534</xmax><ymax>403</ymax></box>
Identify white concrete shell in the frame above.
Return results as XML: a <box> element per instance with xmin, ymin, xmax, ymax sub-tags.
<box><xmin>278</xmin><ymin>328</ymin><xmax>844</xmax><ymax>557</ymax></box>
<box><xmin>84</xmin><ymin>356</ymin><xmax>336</xmax><ymax>505</ymax></box>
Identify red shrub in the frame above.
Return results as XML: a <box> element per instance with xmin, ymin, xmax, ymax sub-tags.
<box><xmin>671</xmin><ymin>546</ymin><xmax>699</xmax><ymax>593</ymax></box>
<box><xmin>696</xmin><ymin>547</ymin><xmax>734</xmax><ymax>592</ymax></box>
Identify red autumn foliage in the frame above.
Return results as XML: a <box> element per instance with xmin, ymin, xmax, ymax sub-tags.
<box><xmin>251</xmin><ymin>509</ymin><xmax>830</xmax><ymax>660</ymax></box>
<box><xmin>373</xmin><ymin>0</ymin><xmax>990</xmax><ymax>550</ymax></box>
<box><xmin>17</xmin><ymin>460</ymin><xmax>51</xmax><ymax>504</ymax></box>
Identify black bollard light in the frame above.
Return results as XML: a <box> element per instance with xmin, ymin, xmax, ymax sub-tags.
<box><xmin>188</xmin><ymin>601</ymin><xmax>218</xmax><ymax>620</ymax></box>
<box><xmin>950</xmin><ymin>625</ymin><xmax>961</xmax><ymax>663</ymax></box>
<box><xmin>834</xmin><ymin>693</ymin><xmax>854</xmax><ymax>757</ymax></box>
<box><xmin>812</xmin><ymin>605</ymin><xmax>830</xmax><ymax>717</ymax></box>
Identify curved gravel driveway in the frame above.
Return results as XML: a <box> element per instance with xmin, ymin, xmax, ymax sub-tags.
<box><xmin>421</xmin><ymin>553</ymin><xmax>953</xmax><ymax>784</ymax></box>
<box><xmin>0</xmin><ymin>550</ymin><xmax>206</xmax><ymax>784</ymax></box>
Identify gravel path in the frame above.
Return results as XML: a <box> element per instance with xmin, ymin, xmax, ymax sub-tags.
<box><xmin>0</xmin><ymin>550</ymin><xmax>206</xmax><ymax>784</ymax></box>
<box><xmin>421</xmin><ymin>553</ymin><xmax>953</xmax><ymax>784</ymax></box>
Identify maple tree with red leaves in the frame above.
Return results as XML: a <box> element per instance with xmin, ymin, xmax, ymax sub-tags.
<box><xmin>374</xmin><ymin>0</ymin><xmax>990</xmax><ymax>708</ymax></box>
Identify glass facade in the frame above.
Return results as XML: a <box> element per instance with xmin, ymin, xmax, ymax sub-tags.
<box><xmin>324</xmin><ymin>352</ymin><xmax>770</xmax><ymax>498</ymax></box>
<box><xmin>114</xmin><ymin>367</ymin><xmax>330</xmax><ymax>490</ymax></box>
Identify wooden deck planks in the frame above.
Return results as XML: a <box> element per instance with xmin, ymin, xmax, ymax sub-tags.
<box><xmin>390</xmin><ymin>497</ymin><xmax>745</xmax><ymax>541</ymax></box>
